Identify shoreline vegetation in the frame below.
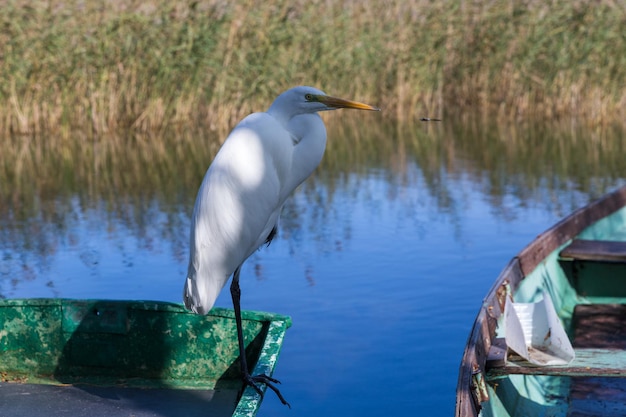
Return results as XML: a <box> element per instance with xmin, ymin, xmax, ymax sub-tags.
<box><xmin>1</xmin><ymin>0</ymin><xmax>625</xmax><ymax>136</ymax></box>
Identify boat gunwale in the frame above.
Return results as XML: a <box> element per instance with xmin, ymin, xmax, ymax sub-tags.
<box><xmin>454</xmin><ymin>186</ymin><xmax>626</xmax><ymax>417</ymax></box>
<box><xmin>0</xmin><ymin>298</ymin><xmax>292</xmax><ymax>325</ymax></box>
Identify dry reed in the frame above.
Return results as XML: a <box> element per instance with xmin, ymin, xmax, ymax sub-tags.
<box><xmin>0</xmin><ymin>0</ymin><xmax>625</xmax><ymax>136</ymax></box>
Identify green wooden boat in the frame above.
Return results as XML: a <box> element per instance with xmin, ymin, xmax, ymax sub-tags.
<box><xmin>0</xmin><ymin>299</ymin><xmax>291</xmax><ymax>417</ymax></box>
<box><xmin>456</xmin><ymin>186</ymin><xmax>626</xmax><ymax>417</ymax></box>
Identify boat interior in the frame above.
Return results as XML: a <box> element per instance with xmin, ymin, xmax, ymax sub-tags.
<box><xmin>481</xmin><ymin>207</ymin><xmax>626</xmax><ymax>417</ymax></box>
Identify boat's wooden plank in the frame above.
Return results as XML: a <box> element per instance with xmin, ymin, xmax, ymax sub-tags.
<box><xmin>568</xmin><ymin>377</ymin><xmax>626</xmax><ymax>417</ymax></box>
<box><xmin>487</xmin><ymin>348</ymin><xmax>626</xmax><ymax>378</ymax></box>
<box><xmin>573</xmin><ymin>304</ymin><xmax>626</xmax><ymax>349</ymax></box>
<box><xmin>518</xmin><ymin>188</ymin><xmax>626</xmax><ymax>275</ymax></box>
<box><xmin>568</xmin><ymin>304</ymin><xmax>626</xmax><ymax>416</ymax></box>
<box><xmin>560</xmin><ymin>239</ymin><xmax>626</xmax><ymax>262</ymax></box>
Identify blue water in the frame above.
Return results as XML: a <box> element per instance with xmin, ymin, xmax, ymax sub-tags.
<box><xmin>2</xmin><ymin>122</ymin><xmax>625</xmax><ymax>416</ymax></box>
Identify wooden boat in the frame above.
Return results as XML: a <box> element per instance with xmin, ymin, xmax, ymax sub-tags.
<box><xmin>0</xmin><ymin>299</ymin><xmax>291</xmax><ymax>417</ymax></box>
<box><xmin>456</xmin><ymin>186</ymin><xmax>626</xmax><ymax>417</ymax></box>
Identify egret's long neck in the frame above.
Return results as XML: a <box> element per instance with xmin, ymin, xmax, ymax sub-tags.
<box><xmin>282</xmin><ymin>113</ymin><xmax>327</xmax><ymax>200</ymax></box>
<box><xmin>267</xmin><ymin>99</ymin><xmax>297</xmax><ymax>126</ymax></box>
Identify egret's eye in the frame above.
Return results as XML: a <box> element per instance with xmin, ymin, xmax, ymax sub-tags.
<box><xmin>304</xmin><ymin>94</ymin><xmax>314</xmax><ymax>101</ymax></box>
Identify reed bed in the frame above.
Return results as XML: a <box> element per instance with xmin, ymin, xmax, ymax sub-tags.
<box><xmin>1</xmin><ymin>0</ymin><xmax>625</xmax><ymax>136</ymax></box>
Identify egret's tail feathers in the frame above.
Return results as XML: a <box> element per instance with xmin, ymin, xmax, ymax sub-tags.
<box><xmin>183</xmin><ymin>276</ymin><xmax>214</xmax><ymax>315</ymax></box>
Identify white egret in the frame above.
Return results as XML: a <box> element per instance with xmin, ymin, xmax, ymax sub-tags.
<box><xmin>183</xmin><ymin>86</ymin><xmax>380</xmax><ymax>405</ymax></box>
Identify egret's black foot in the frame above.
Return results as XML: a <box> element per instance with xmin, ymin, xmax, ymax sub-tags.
<box><xmin>243</xmin><ymin>373</ymin><xmax>291</xmax><ymax>408</ymax></box>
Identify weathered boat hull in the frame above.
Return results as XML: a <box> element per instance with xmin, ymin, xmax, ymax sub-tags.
<box><xmin>456</xmin><ymin>187</ymin><xmax>626</xmax><ymax>417</ymax></box>
<box><xmin>0</xmin><ymin>299</ymin><xmax>291</xmax><ymax>417</ymax></box>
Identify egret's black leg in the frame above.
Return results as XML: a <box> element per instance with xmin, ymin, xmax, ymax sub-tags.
<box><xmin>230</xmin><ymin>266</ymin><xmax>290</xmax><ymax>407</ymax></box>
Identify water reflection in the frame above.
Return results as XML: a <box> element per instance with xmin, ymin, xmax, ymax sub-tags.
<box><xmin>1</xmin><ymin>117</ymin><xmax>625</xmax><ymax>297</ymax></box>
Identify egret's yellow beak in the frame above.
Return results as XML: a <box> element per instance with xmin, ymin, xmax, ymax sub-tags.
<box><xmin>318</xmin><ymin>95</ymin><xmax>380</xmax><ymax>111</ymax></box>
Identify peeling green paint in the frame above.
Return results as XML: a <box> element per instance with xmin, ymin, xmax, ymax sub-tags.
<box><xmin>0</xmin><ymin>299</ymin><xmax>291</xmax><ymax>417</ymax></box>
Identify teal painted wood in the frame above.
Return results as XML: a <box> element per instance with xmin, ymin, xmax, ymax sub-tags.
<box><xmin>233</xmin><ymin>320</ymin><xmax>291</xmax><ymax>417</ymax></box>
<box><xmin>488</xmin><ymin>348</ymin><xmax>626</xmax><ymax>378</ymax></box>
<box><xmin>481</xmin><ymin>375</ymin><xmax>571</xmax><ymax>417</ymax></box>
<box><xmin>0</xmin><ymin>298</ymin><xmax>292</xmax><ymax>417</ymax></box>
<box><xmin>560</xmin><ymin>260</ymin><xmax>626</xmax><ymax>299</ymax></box>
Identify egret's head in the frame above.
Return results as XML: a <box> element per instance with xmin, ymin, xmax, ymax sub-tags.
<box><xmin>303</xmin><ymin>88</ymin><xmax>380</xmax><ymax>112</ymax></box>
<box><xmin>268</xmin><ymin>86</ymin><xmax>380</xmax><ymax>119</ymax></box>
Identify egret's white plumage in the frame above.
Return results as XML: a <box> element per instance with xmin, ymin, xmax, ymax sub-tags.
<box><xmin>184</xmin><ymin>86</ymin><xmax>378</xmax><ymax>314</ymax></box>
<box><xmin>182</xmin><ymin>86</ymin><xmax>379</xmax><ymax>404</ymax></box>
